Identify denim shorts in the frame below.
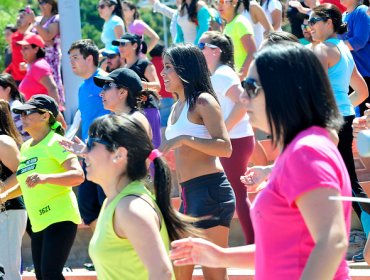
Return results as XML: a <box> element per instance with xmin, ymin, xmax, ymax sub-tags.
<box><xmin>179</xmin><ymin>172</ymin><xmax>236</xmax><ymax>229</ymax></box>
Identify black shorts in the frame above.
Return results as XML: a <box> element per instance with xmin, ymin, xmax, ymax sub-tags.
<box><xmin>179</xmin><ymin>172</ymin><xmax>236</xmax><ymax>229</ymax></box>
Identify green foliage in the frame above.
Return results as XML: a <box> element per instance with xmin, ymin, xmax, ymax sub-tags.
<box><xmin>0</xmin><ymin>0</ymin><xmax>170</xmax><ymax>71</ymax></box>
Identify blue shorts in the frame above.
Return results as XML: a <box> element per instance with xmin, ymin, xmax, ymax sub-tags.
<box><xmin>159</xmin><ymin>98</ymin><xmax>174</xmax><ymax>127</ymax></box>
<box><xmin>179</xmin><ymin>172</ymin><xmax>235</xmax><ymax>229</ymax></box>
<box><xmin>77</xmin><ymin>162</ymin><xmax>106</xmax><ymax>225</ymax></box>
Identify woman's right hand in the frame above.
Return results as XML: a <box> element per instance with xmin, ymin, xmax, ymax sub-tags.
<box><xmin>353</xmin><ymin>116</ymin><xmax>367</xmax><ymax>138</ymax></box>
<box><xmin>170</xmin><ymin>237</ymin><xmax>222</xmax><ymax>268</ymax></box>
<box><xmin>240</xmin><ymin>165</ymin><xmax>271</xmax><ymax>193</ymax></box>
<box><xmin>58</xmin><ymin>136</ymin><xmax>87</xmax><ymax>158</ymax></box>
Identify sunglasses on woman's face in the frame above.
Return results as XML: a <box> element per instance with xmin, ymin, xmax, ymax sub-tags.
<box><xmin>86</xmin><ymin>137</ymin><xmax>114</xmax><ymax>152</ymax></box>
<box><xmin>97</xmin><ymin>4</ymin><xmax>107</xmax><ymax>9</ymax></box>
<box><xmin>20</xmin><ymin>109</ymin><xmax>43</xmax><ymax>117</ymax></box>
<box><xmin>215</xmin><ymin>0</ymin><xmax>232</xmax><ymax>5</ymax></box>
<box><xmin>102</xmin><ymin>82</ymin><xmax>119</xmax><ymax>91</ymax></box>
<box><xmin>301</xmin><ymin>24</ymin><xmax>310</xmax><ymax>31</ymax></box>
<box><xmin>38</xmin><ymin>1</ymin><xmax>47</xmax><ymax>5</ymax></box>
<box><xmin>308</xmin><ymin>17</ymin><xmax>328</xmax><ymax>26</ymax></box>
<box><xmin>241</xmin><ymin>78</ymin><xmax>263</xmax><ymax>99</ymax></box>
<box><xmin>197</xmin><ymin>42</ymin><xmax>222</xmax><ymax>52</ymax></box>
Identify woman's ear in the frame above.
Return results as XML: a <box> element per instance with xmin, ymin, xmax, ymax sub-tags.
<box><xmin>112</xmin><ymin>146</ymin><xmax>128</xmax><ymax>164</ymax></box>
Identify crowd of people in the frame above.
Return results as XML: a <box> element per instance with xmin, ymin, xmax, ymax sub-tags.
<box><xmin>0</xmin><ymin>0</ymin><xmax>369</xmax><ymax>279</ymax></box>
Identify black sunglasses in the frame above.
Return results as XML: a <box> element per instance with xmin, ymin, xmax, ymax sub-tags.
<box><xmin>102</xmin><ymin>82</ymin><xmax>119</xmax><ymax>91</ymax></box>
<box><xmin>301</xmin><ymin>24</ymin><xmax>310</xmax><ymax>31</ymax></box>
<box><xmin>241</xmin><ymin>78</ymin><xmax>263</xmax><ymax>99</ymax></box>
<box><xmin>308</xmin><ymin>17</ymin><xmax>328</xmax><ymax>26</ymax></box>
<box><xmin>20</xmin><ymin>109</ymin><xmax>43</xmax><ymax>117</ymax></box>
<box><xmin>97</xmin><ymin>4</ymin><xmax>107</xmax><ymax>9</ymax></box>
<box><xmin>86</xmin><ymin>137</ymin><xmax>114</xmax><ymax>152</ymax></box>
<box><xmin>118</xmin><ymin>41</ymin><xmax>131</xmax><ymax>47</ymax></box>
<box><xmin>38</xmin><ymin>1</ymin><xmax>47</xmax><ymax>5</ymax></box>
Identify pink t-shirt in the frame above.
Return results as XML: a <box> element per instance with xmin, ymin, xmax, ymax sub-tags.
<box><xmin>19</xmin><ymin>58</ymin><xmax>52</xmax><ymax>100</ymax></box>
<box><xmin>251</xmin><ymin>126</ymin><xmax>351</xmax><ymax>280</ymax></box>
<box><xmin>128</xmin><ymin>20</ymin><xmax>147</xmax><ymax>37</ymax></box>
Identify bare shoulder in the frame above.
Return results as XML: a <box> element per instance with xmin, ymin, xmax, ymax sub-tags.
<box><xmin>115</xmin><ymin>195</ymin><xmax>157</xmax><ymax>222</ymax></box>
<box><xmin>249</xmin><ymin>1</ymin><xmax>262</xmax><ymax>9</ymax></box>
<box><xmin>0</xmin><ymin>135</ymin><xmax>17</xmax><ymax>149</ymax></box>
<box><xmin>196</xmin><ymin>92</ymin><xmax>219</xmax><ymax>107</ymax></box>
<box><xmin>131</xmin><ymin>110</ymin><xmax>150</xmax><ymax>127</ymax></box>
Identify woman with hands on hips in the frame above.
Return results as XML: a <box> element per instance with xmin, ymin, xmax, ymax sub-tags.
<box><xmin>160</xmin><ymin>43</ymin><xmax>235</xmax><ymax>280</ymax></box>
<box><xmin>2</xmin><ymin>94</ymin><xmax>84</xmax><ymax>280</ymax></box>
<box><xmin>171</xmin><ymin>42</ymin><xmax>351</xmax><ymax>280</ymax></box>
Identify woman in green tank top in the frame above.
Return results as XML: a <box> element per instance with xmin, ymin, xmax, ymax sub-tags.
<box><xmin>86</xmin><ymin>114</ymin><xmax>196</xmax><ymax>279</ymax></box>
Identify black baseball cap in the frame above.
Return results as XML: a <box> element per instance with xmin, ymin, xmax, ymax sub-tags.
<box><xmin>94</xmin><ymin>68</ymin><xmax>143</xmax><ymax>93</ymax></box>
<box><xmin>12</xmin><ymin>94</ymin><xmax>59</xmax><ymax>118</ymax></box>
<box><xmin>112</xmin><ymin>33</ymin><xmax>141</xmax><ymax>46</ymax></box>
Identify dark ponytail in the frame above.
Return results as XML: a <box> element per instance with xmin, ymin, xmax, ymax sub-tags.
<box><xmin>48</xmin><ymin>114</ymin><xmax>65</xmax><ymax>136</ymax></box>
<box><xmin>242</xmin><ymin>0</ymin><xmax>250</xmax><ymax>11</ymax></box>
<box><xmin>312</xmin><ymin>4</ymin><xmax>347</xmax><ymax>35</ymax></box>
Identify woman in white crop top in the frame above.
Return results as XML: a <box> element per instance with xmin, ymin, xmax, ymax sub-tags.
<box><xmin>160</xmin><ymin>44</ymin><xmax>236</xmax><ymax>280</ymax></box>
<box><xmin>199</xmin><ymin>31</ymin><xmax>255</xmax><ymax>245</ymax></box>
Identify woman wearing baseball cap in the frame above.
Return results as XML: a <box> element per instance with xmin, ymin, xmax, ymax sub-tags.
<box><xmin>113</xmin><ymin>33</ymin><xmax>162</xmax><ymax>149</ymax></box>
<box><xmin>17</xmin><ymin>33</ymin><xmax>62</xmax><ymax>110</ymax></box>
<box><xmin>94</xmin><ymin>67</ymin><xmax>152</xmax><ymax>137</ymax></box>
<box><xmin>3</xmin><ymin>95</ymin><xmax>84</xmax><ymax>279</ymax></box>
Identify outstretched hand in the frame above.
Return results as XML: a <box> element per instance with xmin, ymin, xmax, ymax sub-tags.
<box><xmin>240</xmin><ymin>165</ymin><xmax>271</xmax><ymax>193</ymax></box>
<box><xmin>170</xmin><ymin>237</ymin><xmax>222</xmax><ymax>268</ymax></box>
<box><xmin>59</xmin><ymin>136</ymin><xmax>87</xmax><ymax>158</ymax></box>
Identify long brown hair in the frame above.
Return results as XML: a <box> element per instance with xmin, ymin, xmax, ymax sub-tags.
<box><xmin>0</xmin><ymin>100</ymin><xmax>22</xmax><ymax>146</ymax></box>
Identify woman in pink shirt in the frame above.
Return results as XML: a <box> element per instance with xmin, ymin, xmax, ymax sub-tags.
<box><xmin>121</xmin><ymin>1</ymin><xmax>160</xmax><ymax>52</ymax></box>
<box><xmin>17</xmin><ymin>33</ymin><xmax>60</xmax><ymax>106</ymax></box>
<box><xmin>170</xmin><ymin>42</ymin><xmax>351</xmax><ymax>280</ymax></box>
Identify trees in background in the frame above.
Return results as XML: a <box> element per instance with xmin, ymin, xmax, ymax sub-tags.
<box><xmin>0</xmin><ymin>0</ymin><xmax>170</xmax><ymax>71</ymax></box>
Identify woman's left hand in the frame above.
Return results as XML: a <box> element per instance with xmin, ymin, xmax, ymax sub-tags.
<box><xmin>159</xmin><ymin>136</ymin><xmax>184</xmax><ymax>154</ymax></box>
<box><xmin>26</xmin><ymin>173</ymin><xmax>47</xmax><ymax>188</ymax></box>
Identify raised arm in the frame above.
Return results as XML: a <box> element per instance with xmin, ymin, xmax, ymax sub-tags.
<box><xmin>143</xmin><ymin>63</ymin><xmax>161</xmax><ymax>92</ymax></box>
<box><xmin>143</xmin><ymin>24</ymin><xmax>160</xmax><ymax>53</ymax></box>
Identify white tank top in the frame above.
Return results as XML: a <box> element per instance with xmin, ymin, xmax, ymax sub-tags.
<box><xmin>165</xmin><ymin>101</ymin><xmax>211</xmax><ymax>140</ymax></box>
<box><xmin>242</xmin><ymin>10</ymin><xmax>264</xmax><ymax>49</ymax></box>
<box><xmin>177</xmin><ymin>11</ymin><xmax>197</xmax><ymax>43</ymax></box>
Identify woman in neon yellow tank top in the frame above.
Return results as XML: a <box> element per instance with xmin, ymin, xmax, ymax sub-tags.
<box><xmin>86</xmin><ymin>114</ymin><xmax>196</xmax><ymax>279</ymax></box>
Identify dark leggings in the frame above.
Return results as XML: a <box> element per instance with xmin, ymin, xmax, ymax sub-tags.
<box><xmin>338</xmin><ymin>115</ymin><xmax>370</xmax><ymax>218</ymax></box>
<box><xmin>220</xmin><ymin>136</ymin><xmax>255</xmax><ymax>244</ymax></box>
<box><xmin>31</xmin><ymin>221</ymin><xmax>77</xmax><ymax>280</ymax></box>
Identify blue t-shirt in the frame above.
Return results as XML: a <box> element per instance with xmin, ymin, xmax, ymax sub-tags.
<box><xmin>339</xmin><ymin>5</ymin><xmax>370</xmax><ymax>77</ymax></box>
<box><xmin>78</xmin><ymin>68</ymin><xmax>110</xmax><ymax>141</ymax></box>
<box><xmin>326</xmin><ymin>38</ymin><xmax>355</xmax><ymax>117</ymax></box>
<box><xmin>101</xmin><ymin>15</ymin><xmax>125</xmax><ymax>50</ymax></box>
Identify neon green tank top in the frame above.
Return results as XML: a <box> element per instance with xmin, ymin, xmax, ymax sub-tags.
<box><xmin>16</xmin><ymin>130</ymin><xmax>81</xmax><ymax>232</ymax></box>
<box><xmin>89</xmin><ymin>181</ymin><xmax>171</xmax><ymax>280</ymax></box>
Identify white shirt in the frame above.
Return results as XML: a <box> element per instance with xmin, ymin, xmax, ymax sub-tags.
<box><xmin>211</xmin><ymin>65</ymin><xmax>254</xmax><ymax>138</ymax></box>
